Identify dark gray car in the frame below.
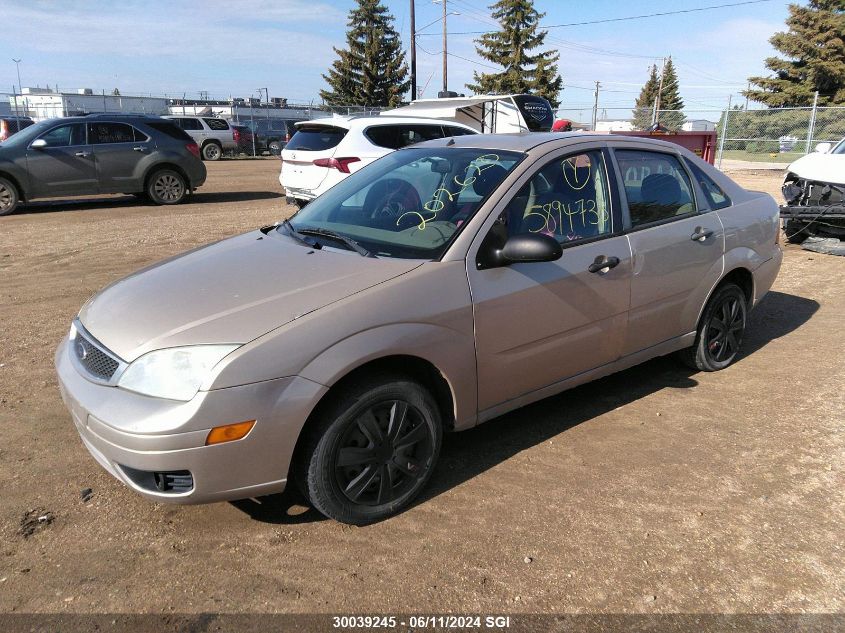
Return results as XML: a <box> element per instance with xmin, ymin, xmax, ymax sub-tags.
<box><xmin>0</xmin><ymin>114</ymin><xmax>207</xmax><ymax>216</ymax></box>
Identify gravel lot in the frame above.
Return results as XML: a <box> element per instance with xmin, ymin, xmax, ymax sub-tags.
<box><xmin>0</xmin><ymin>160</ymin><xmax>842</xmax><ymax>616</ymax></box>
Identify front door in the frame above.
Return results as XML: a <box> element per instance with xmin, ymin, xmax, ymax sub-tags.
<box><xmin>468</xmin><ymin>148</ymin><xmax>632</xmax><ymax>413</ymax></box>
<box><xmin>612</xmin><ymin>149</ymin><xmax>725</xmax><ymax>356</ymax></box>
<box><xmin>25</xmin><ymin>123</ymin><xmax>96</xmax><ymax>198</ymax></box>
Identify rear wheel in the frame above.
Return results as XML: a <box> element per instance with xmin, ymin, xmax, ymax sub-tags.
<box><xmin>297</xmin><ymin>376</ymin><xmax>442</xmax><ymax>525</ymax></box>
<box><xmin>678</xmin><ymin>283</ymin><xmax>747</xmax><ymax>372</ymax></box>
<box><xmin>269</xmin><ymin>141</ymin><xmax>282</xmax><ymax>155</ymax></box>
<box><xmin>202</xmin><ymin>142</ymin><xmax>222</xmax><ymax>161</ymax></box>
<box><xmin>0</xmin><ymin>177</ymin><xmax>20</xmax><ymax>216</ymax></box>
<box><xmin>147</xmin><ymin>169</ymin><xmax>187</xmax><ymax>205</ymax></box>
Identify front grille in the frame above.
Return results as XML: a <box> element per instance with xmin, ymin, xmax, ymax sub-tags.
<box><xmin>73</xmin><ymin>333</ymin><xmax>119</xmax><ymax>381</ymax></box>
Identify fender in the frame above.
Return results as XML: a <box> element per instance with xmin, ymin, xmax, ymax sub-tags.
<box><xmin>299</xmin><ymin>323</ymin><xmax>477</xmax><ymax>431</ymax></box>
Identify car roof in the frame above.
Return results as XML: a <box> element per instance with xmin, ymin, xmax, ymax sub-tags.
<box><xmin>412</xmin><ymin>131</ymin><xmax>704</xmax><ymax>154</ymax></box>
<box><xmin>295</xmin><ymin>115</ymin><xmax>476</xmax><ymax>131</ymax></box>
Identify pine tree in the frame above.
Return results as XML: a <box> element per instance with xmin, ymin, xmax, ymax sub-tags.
<box><xmin>466</xmin><ymin>0</ymin><xmax>563</xmax><ymax>108</ymax></box>
<box><xmin>744</xmin><ymin>0</ymin><xmax>845</xmax><ymax>106</ymax></box>
<box><xmin>320</xmin><ymin>0</ymin><xmax>410</xmax><ymax>108</ymax></box>
<box><xmin>632</xmin><ymin>64</ymin><xmax>660</xmax><ymax>130</ymax></box>
<box><xmin>657</xmin><ymin>57</ymin><xmax>685</xmax><ymax>130</ymax></box>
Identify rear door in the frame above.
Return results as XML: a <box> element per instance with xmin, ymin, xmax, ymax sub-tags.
<box><xmin>25</xmin><ymin>122</ymin><xmax>97</xmax><ymax>198</ymax></box>
<box><xmin>281</xmin><ymin>124</ymin><xmax>348</xmax><ymax>193</ymax></box>
<box><xmin>612</xmin><ymin>148</ymin><xmax>725</xmax><ymax>355</ymax></box>
<box><xmin>89</xmin><ymin>122</ymin><xmax>151</xmax><ymax>193</ymax></box>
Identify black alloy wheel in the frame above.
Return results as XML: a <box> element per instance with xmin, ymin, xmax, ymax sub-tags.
<box><xmin>678</xmin><ymin>282</ymin><xmax>747</xmax><ymax>372</ymax></box>
<box><xmin>297</xmin><ymin>376</ymin><xmax>442</xmax><ymax>525</ymax></box>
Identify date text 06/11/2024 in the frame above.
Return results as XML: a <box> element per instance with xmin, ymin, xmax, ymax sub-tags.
<box><xmin>332</xmin><ymin>615</ymin><xmax>512</xmax><ymax>629</ymax></box>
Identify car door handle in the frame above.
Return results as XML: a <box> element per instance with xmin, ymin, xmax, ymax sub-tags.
<box><xmin>74</xmin><ymin>151</ymin><xmax>91</xmax><ymax>158</ymax></box>
<box><xmin>691</xmin><ymin>227</ymin><xmax>714</xmax><ymax>241</ymax></box>
<box><xmin>132</xmin><ymin>146</ymin><xmax>147</xmax><ymax>152</ymax></box>
<box><xmin>588</xmin><ymin>255</ymin><xmax>620</xmax><ymax>274</ymax></box>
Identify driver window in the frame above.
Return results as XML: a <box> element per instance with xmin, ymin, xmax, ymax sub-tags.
<box><xmin>497</xmin><ymin>150</ymin><xmax>612</xmax><ymax>244</ymax></box>
<box><xmin>38</xmin><ymin>124</ymin><xmax>86</xmax><ymax>148</ymax></box>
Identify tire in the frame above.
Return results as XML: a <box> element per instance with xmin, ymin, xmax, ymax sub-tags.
<box><xmin>785</xmin><ymin>220</ymin><xmax>811</xmax><ymax>244</ymax></box>
<box><xmin>146</xmin><ymin>169</ymin><xmax>187</xmax><ymax>205</ymax></box>
<box><xmin>268</xmin><ymin>141</ymin><xmax>282</xmax><ymax>155</ymax></box>
<box><xmin>678</xmin><ymin>283</ymin><xmax>748</xmax><ymax>372</ymax></box>
<box><xmin>0</xmin><ymin>176</ymin><xmax>20</xmax><ymax>216</ymax></box>
<box><xmin>296</xmin><ymin>375</ymin><xmax>443</xmax><ymax>525</ymax></box>
<box><xmin>201</xmin><ymin>142</ymin><xmax>222</xmax><ymax>161</ymax></box>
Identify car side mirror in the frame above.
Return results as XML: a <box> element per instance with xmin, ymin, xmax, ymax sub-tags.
<box><xmin>480</xmin><ymin>232</ymin><xmax>562</xmax><ymax>269</ymax></box>
<box><xmin>814</xmin><ymin>142</ymin><xmax>832</xmax><ymax>154</ymax></box>
<box><xmin>30</xmin><ymin>139</ymin><xmax>47</xmax><ymax>150</ymax></box>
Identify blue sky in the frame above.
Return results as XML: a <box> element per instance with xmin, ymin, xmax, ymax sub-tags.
<box><xmin>0</xmin><ymin>0</ymin><xmax>791</xmax><ymax>119</ymax></box>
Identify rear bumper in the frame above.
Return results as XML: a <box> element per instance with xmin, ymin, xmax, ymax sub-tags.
<box><xmin>55</xmin><ymin>336</ymin><xmax>327</xmax><ymax>504</ymax></box>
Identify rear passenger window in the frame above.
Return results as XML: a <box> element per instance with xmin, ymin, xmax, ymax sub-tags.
<box><xmin>615</xmin><ymin>150</ymin><xmax>696</xmax><ymax>227</ymax></box>
<box><xmin>204</xmin><ymin>118</ymin><xmax>230</xmax><ymax>131</ymax></box>
<box><xmin>87</xmin><ymin>123</ymin><xmax>135</xmax><ymax>144</ymax></box>
<box><xmin>446</xmin><ymin>125</ymin><xmax>475</xmax><ymax>137</ymax></box>
<box><xmin>366</xmin><ymin>124</ymin><xmax>445</xmax><ymax>150</ymax></box>
<box><xmin>145</xmin><ymin>121</ymin><xmax>193</xmax><ymax>141</ymax></box>
<box><xmin>684</xmin><ymin>158</ymin><xmax>731</xmax><ymax>210</ymax></box>
<box><xmin>178</xmin><ymin>118</ymin><xmax>203</xmax><ymax>131</ymax></box>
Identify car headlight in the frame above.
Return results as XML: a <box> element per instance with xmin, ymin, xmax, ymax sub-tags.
<box><xmin>117</xmin><ymin>345</ymin><xmax>239</xmax><ymax>401</ymax></box>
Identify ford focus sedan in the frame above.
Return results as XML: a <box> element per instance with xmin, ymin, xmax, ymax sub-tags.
<box><xmin>55</xmin><ymin>134</ymin><xmax>782</xmax><ymax>525</ymax></box>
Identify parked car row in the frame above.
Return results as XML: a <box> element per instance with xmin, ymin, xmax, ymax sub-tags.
<box><xmin>0</xmin><ymin>114</ymin><xmax>206</xmax><ymax>216</ymax></box>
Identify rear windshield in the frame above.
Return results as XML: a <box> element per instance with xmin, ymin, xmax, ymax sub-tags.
<box><xmin>286</xmin><ymin>125</ymin><xmax>347</xmax><ymax>151</ymax></box>
<box><xmin>144</xmin><ymin>121</ymin><xmax>193</xmax><ymax>141</ymax></box>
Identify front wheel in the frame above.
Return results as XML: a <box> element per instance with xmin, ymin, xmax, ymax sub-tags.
<box><xmin>0</xmin><ymin>176</ymin><xmax>20</xmax><ymax>216</ymax></box>
<box><xmin>268</xmin><ymin>141</ymin><xmax>282</xmax><ymax>155</ymax></box>
<box><xmin>297</xmin><ymin>376</ymin><xmax>442</xmax><ymax>525</ymax></box>
<box><xmin>678</xmin><ymin>283</ymin><xmax>747</xmax><ymax>372</ymax></box>
<box><xmin>147</xmin><ymin>169</ymin><xmax>187</xmax><ymax>205</ymax></box>
<box><xmin>785</xmin><ymin>220</ymin><xmax>811</xmax><ymax>244</ymax></box>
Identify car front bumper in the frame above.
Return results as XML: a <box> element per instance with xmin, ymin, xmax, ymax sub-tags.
<box><xmin>55</xmin><ymin>336</ymin><xmax>327</xmax><ymax>504</ymax></box>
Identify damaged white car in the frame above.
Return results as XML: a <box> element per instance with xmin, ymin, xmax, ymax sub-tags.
<box><xmin>781</xmin><ymin>138</ymin><xmax>845</xmax><ymax>243</ymax></box>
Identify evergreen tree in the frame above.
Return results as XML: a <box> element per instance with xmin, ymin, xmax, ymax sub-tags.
<box><xmin>744</xmin><ymin>0</ymin><xmax>845</xmax><ymax>106</ymax></box>
<box><xmin>632</xmin><ymin>64</ymin><xmax>660</xmax><ymax>130</ymax></box>
<box><xmin>657</xmin><ymin>57</ymin><xmax>685</xmax><ymax>130</ymax></box>
<box><xmin>320</xmin><ymin>0</ymin><xmax>409</xmax><ymax>108</ymax></box>
<box><xmin>466</xmin><ymin>0</ymin><xmax>563</xmax><ymax>108</ymax></box>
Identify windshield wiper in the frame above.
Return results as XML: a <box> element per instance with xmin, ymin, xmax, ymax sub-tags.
<box><xmin>296</xmin><ymin>227</ymin><xmax>375</xmax><ymax>258</ymax></box>
<box><xmin>279</xmin><ymin>218</ymin><xmax>321</xmax><ymax>249</ymax></box>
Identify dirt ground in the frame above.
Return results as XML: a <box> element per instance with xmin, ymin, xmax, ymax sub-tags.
<box><xmin>0</xmin><ymin>160</ymin><xmax>842</xmax><ymax>617</ymax></box>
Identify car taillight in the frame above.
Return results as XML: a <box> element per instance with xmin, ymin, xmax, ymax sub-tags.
<box><xmin>233</xmin><ymin>128</ymin><xmax>240</xmax><ymax>142</ymax></box>
<box><xmin>186</xmin><ymin>142</ymin><xmax>200</xmax><ymax>158</ymax></box>
<box><xmin>312</xmin><ymin>157</ymin><xmax>361</xmax><ymax>174</ymax></box>
<box><xmin>0</xmin><ymin>121</ymin><xmax>6</xmax><ymax>141</ymax></box>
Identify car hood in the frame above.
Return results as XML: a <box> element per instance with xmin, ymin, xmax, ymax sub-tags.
<box><xmin>787</xmin><ymin>152</ymin><xmax>845</xmax><ymax>185</ymax></box>
<box><xmin>78</xmin><ymin>229</ymin><xmax>422</xmax><ymax>361</ymax></box>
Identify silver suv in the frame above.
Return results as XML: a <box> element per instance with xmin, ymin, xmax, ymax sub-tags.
<box><xmin>163</xmin><ymin>116</ymin><xmax>236</xmax><ymax>161</ymax></box>
<box><xmin>0</xmin><ymin>114</ymin><xmax>206</xmax><ymax>216</ymax></box>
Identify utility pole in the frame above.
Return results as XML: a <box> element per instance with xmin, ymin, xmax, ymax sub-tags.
<box><xmin>410</xmin><ymin>0</ymin><xmax>417</xmax><ymax>101</ymax></box>
<box><xmin>654</xmin><ymin>56</ymin><xmax>667</xmax><ymax>117</ymax></box>
<box><xmin>442</xmin><ymin>0</ymin><xmax>448</xmax><ymax>94</ymax></box>
<box><xmin>591</xmin><ymin>81</ymin><xmax>600</xmax><ymax>131</ymax></box>
<box><xmin>12</xmin><ymin>59</ymin><xmax>22</xmax><ymax>122</ymax></box>
<box><xmin>805</xmin><ymin>90</ymin><xmax>819</xmax><ymax>155</ymax></box>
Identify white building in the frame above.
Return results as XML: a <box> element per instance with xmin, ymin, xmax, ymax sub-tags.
<box><xmin>8</xmin><ymin>88</ymin><xmax>168</xmax><ymax>120</ymax></box>
<box><xmin>681</xmin><ymin>119</ymin><xmax>716</xmax><ymax>132</ymax></box>
<box><xmin>595</xmin><ymin>119</ymin><xmax>635</xmax><ymax>132</ymax></box>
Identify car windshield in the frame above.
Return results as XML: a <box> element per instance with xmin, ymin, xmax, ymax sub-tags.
<box><xmin>281</xmin><ymin>146</ymin><xmax>523</xmax><ymax>259</ymax></box>
<box><xmin>832</xmin><ymin>139</ymin><xmax>845</xmax><ymax>155</ymax></box>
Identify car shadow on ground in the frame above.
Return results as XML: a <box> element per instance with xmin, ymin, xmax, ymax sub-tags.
<box><xmin>231</xmin><ymin>290</ymin><xmax>819</xmax><ymax>525</ymax></box>
<box><xmin>13</xmin><ymin>191</ymin><xmax>282</xmax><ymax>215</ymax></box>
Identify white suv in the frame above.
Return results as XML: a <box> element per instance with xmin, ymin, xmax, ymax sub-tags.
<box><xmin>163</xmin><ymin>116</ymin><xmax>237</xmax><ymax>161</ymax></box>
<box><xmin>280</xmin><ymin>115</ymin><xmax>477</xmax><ymax>206</ymax></box>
